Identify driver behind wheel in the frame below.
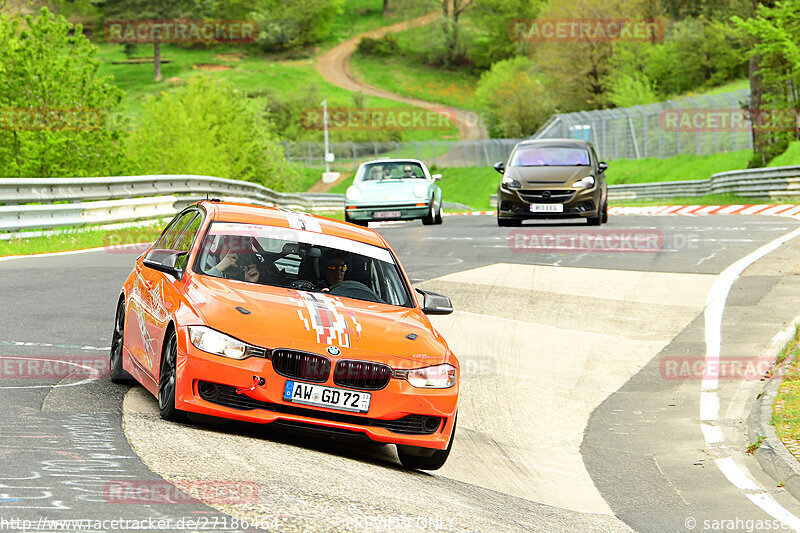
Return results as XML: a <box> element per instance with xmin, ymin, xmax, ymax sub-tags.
<box><xmin>322</xmin><ymin>252</ymin><xmax>349</xmax><ymax>290</ymax></box>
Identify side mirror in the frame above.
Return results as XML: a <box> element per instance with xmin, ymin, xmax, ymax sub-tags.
<box><xmin>143</xmin><ymin>249</ymin><xmax>188</xmax><ymax>279</ymax></box>
<box><xmin>598</xmin><ymin>161</ymin><xmax>608</xmax><ymax>173</ymax></box>
<box><xmin>432</xmin><ymin>174</ymin><xmax>442</xmax><ymax>182</ymax></box>
<box><xmin>493</xmin><ymin>161</ymin><xmax>505</xmax><ymax>175</ymax></box>
<box><xmin>416</xmin><ymin>288</ymin><xmax>453</xmax><ymax>315</ymax></box>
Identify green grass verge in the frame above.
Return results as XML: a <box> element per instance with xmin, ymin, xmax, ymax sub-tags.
<box><xmin>0</xmin><ymin>225</ymin><xmax>164</xmax><ymax>257</ymax></box>
<box><xmin>772</xmin><ymin>328</ymin><xmax>800</xmax><ymax>442</ymax></box>
<box><xmin>769</xmin><ymin>141</ymin><xmax>800</xmax><ymax>167</ymax></box>
<box><xmin>605</xmin><ymin>150</ymin><xmax>752</xmax><ymax>184</ymax></box>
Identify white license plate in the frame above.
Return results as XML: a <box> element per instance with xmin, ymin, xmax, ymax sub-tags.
<box><xmin>530</xmin><ymin>204</ymin><xmax>564</xmax><ymax>213</ymax></box>
<box><xmin>283</xmin><ymin>380</ymin><xmax>371</xmax><ymax>413</ymax></box>
<box><xmin>373</xmin><ymin>210</ymin><xmax>401</xmax><ymax>219</ymax></box>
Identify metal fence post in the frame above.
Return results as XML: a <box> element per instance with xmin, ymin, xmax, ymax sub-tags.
<box><xmin>686</xmin><ymin>96</ymin><xmax>700</xmax><ymax>155</ymax></box>
<box><xmin>668</xmin><ymin>100</ymin><xmax>680</xmax><ymax>155</ymax></box>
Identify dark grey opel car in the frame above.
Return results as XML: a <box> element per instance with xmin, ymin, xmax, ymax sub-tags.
<box><xmin>494</xmin><ymin>139</ymin><xmax>608</xmax><ymax>226</ymax></box>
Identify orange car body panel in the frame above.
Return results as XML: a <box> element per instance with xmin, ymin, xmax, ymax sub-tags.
<box><xmin>119</xmin><ymin>201</ymin><xmax>459</xmax><ymax>449</ymax></box>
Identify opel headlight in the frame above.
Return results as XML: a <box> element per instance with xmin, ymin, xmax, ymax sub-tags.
<box><xmin>413</xmin><ymin>184</ymin><xmax>428</xmax><ymax>198</ymax></box>
<box><xmin>407</xmin><ymin>364</ymin><xmax>457</xmax><ymax>388</ymax></box>
<box><xmin>573</xmin><ymin>175</ymin><xmax>595</xmax><ymax>189</ymax></box>
<box><xmin>502</xmin><ymin>176</ymin><xmax>521</xmax><ymax>189</ymax></box>
<box><xmin>346</xmin><ymin>186</ymin><xmax>361</xmax><ymax>202</ymax></box>
<box><xmin>189</xmin><ymin>326</ymin><xmax>247</xmax><ymax>360</ymax></box>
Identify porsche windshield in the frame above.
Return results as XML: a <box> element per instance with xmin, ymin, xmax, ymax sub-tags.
<box><xmin>195</xmin><ymin>222</ymin><xmax>414</xmax><ymax>307</ymax></box>
<box><xmin>510</xmin><ymin>147</ymin><xmax>590</xmax><ymax>167</ymax></box>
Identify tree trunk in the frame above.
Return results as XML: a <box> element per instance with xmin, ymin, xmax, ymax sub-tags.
<box><xmin>383</xmin><ymin>0</ymin><xmax>389</xmax><ymax>16</ymax></box>
<box><xmin>749</xmin><ymin>53</ymin><xmax>767</xmax><ymax>165</ymax></box>
<box><xmin>154</xmin><ymin>42</ymin><xmax>162</xmax><ymax>82</ymax></box>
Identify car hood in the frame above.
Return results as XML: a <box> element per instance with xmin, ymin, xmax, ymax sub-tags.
<box><xmin>505</xmin><ymin>165</ymin><xmax>593</xmax><ymax>186</ymax></box>
<box><xmin>354</xmin><ymin>179</ymin><xmax>430</xmax><ymax>202</ymax></box>
<box><xmin>185</xmin><ymin>275</ymin><xmax>453</xmax><ymax>368</ymax></box>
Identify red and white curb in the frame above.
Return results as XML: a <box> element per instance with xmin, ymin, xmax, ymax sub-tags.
<box><xmin>442</xmin><ymin>205</ymin><xmax>800</xmax><ymax>218</ymax></box>
<box><xmin>609</xmin><ymin>204</ymin><xmax>800</xmax><ymax>217</ymax></box>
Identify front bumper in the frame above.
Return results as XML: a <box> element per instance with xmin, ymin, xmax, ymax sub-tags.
<box><xmin>345</xmin><ymin>203</ymin><xmax>429</xmax><ymax>222</ymax></box>
<box><xmin>173</xmin><ymin>329</ymin><xmax>458</xmax><ymax>450</ymax></box>
<box><xmin>497</xmin><ymin>186</ymin><xmax>601</xmax><ymax>220</ymax></box>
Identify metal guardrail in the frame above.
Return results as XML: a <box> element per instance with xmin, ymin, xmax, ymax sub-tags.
<box><xmin>608</xmin><ymin>166</ymin><xmax>800</xmax><ymax>200</ymax></box>
<box><xmin>0</xmin><ymin>175</ymin><xmax>344</xmax><ymax>235</ymax></box>
<box><xmin>489</xmin><ymin>166</ymin><xmax>800</xmax><ymax>206</ymax></box>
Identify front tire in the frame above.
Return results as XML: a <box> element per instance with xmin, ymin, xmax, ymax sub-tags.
<box><xmin>109</xmin><ymin>299</ymin><xmax>134</xmax><ymax>384</ymax></box>
<box><xmin>601</xmin><ymin>201</ymin><xmax>608</xmax><ymax>223</ymax></box>
<box><xmin>397</xmin><ymin>415</ymin><xmax>457</xmax><ymax>471</ymax></box>
<box><xmin>158</xmin><ymin>330</ymin><xmax>184</xmax><ymax>422</ymax></box>
<box><xmin>422</xmin><ymin>202</ymin><xmax>435</xmax><ymax>225</ymax></box>
<box><xmin>434</xmin><ymin>202</ymin><xmax>443</xmax><ymax>225</ymax></box>
<box><xmin>497</xmin><ymin>217</ymin><xmax>521</xmax><ymax>227</ymax></box>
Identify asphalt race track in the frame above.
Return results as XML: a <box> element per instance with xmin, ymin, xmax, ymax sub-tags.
<box><xmin>2</xmin><ymin>213</ymin><xmax>800</xmax><ymax>532</ymax></box>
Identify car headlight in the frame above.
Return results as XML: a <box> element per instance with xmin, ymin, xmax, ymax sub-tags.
<box><xmin>188</xmin><ymin>326</ymin><xmax>247</xmax><ymax>360</ymax></box>
<box><xmin>502</xmin><ymin>176</ymin><xmax>521</xmax><ymax>189</ymax></box>
<box><xmin>346</xmin><ymin>186</ymin><xmax>361</xmax><ymax>202</ymax></box>
<box><xmin>413</xmin><ymin>184</ymin><xmax>428</xmax><ymax>198</ymax></box>
<box><xmin>573</xmin><ymin>175</ymin><xmax>595</xmax><ymax>189</ymax></box>
<box><xmin>407</xmin><ymin>364</ymin><xmax>457</xmax><ymax>388</ymax></box>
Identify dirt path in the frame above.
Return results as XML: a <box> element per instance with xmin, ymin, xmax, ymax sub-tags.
<box><xmin>316</xmin><ymin>12</ymin><xmax>487</xmax><ymax>141</ymax></box>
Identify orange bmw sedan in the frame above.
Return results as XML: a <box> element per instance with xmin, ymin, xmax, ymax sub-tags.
<box><xmin>110</xmin><ymin>201</ymin><xmax>459</xmax><ymax>470</ymax></box>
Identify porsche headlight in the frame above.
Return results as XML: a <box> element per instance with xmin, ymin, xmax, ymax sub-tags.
<box><xmin>346</xmin><ymin>186</ymin><xmax>361</xmax><ymax>202</ymax></box>
<box><xmin>413</xmin><ymin>184</ymin><xmax>428</xmax><ymax>198</ymax></box>
<box><xmin>573</xmin><ymin>175</ymin><xmax>595</xmax><ymax>189</ymax></box>
<box><xmin>407</xmin><ymin>364</ymin><xmax>457</xmax><ymax>388</ymax></box>
<box><xmin>188</xmin><ymin>326</ymin><xmax>247</xmax><ymax>360</ymax></box>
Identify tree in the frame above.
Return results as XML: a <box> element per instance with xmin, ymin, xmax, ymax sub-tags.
<box><xmin>436</xmin><ymin>0</ymin><xmax>474</xmax><ymax>66</ymax></box>
<box><xmin>248</xmin><ymin>0</ymin><xmax>344</xmax><ymax>51</ymax></box>
<box><xmin>92</xmin><ymin>0</ymin><xmax>202</xmax><ymax>81</ymax></box>
<box><xmin>533</xmin><ymin>0</ymin><xmax>661</xmax><ymax>111</ymax></box>
<box><xmin>126</xmin><ymin>77</ymin><xmax>298</xmax><ymax>191</ymax></box>
<box><xmin>474</xmin><ymin>56</ymin><xmax>553</xmax><ymax>137</ymax></box>
<box><xmin>0</xmin><ymin>8</ymin><xmax>127</xmax><ymax>178</ymax></box>
<box><xmin>466</xmin><ymin>0</ymin><xmax>545</xmax><ymax>69</ymax></box>
<box><xmin>732</xmin><ymin>0</ymin><xmax>798</xmax><ymax>166</ymax></box>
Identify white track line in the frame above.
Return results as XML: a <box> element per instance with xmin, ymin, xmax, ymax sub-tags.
<box><xmin>701</xmin><ymin>225</ymin><xmax>800</xmax><ymax>530</ymax></box>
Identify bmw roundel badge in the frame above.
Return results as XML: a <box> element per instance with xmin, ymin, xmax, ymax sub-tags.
<box><xmin>326</xmin><ymin>346</ymin><xmax>341</xmax><ymax>356</ymax></box>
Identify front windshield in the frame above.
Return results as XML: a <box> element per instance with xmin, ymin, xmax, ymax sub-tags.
<box><xmin>510</xmin><ymin>146</ymin><xmax>590</xmax><ymax>167</ymax></box>
<box><xmin>357</xmin><ymin>161</ymin><xmax>425</xmax><ymax>181</ymax></box>
<box><xmin>194</xmin><ymin>222</ymin><xmax>413</xmax><ymax>307</ymax></box>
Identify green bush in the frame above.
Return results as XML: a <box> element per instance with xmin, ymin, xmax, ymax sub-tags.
<box><xmin>126</xmin><ymin>77</ymin><xmax>298</xmax><ymax>191</ymax></box>
<box><xmin>0</xmin><ymin>8</ymin><xmax>127</xmax><ymax>178</ymax></box>
<box><xmin>356</xmin><ymin>34</ymin><xmax>400</xmax><ymax>56</ymax></box>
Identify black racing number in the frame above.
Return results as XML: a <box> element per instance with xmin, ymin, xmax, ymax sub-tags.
<box><xmin>351</xmin><ymin>393</ymin><xmax>360</xmax><ymax>408</ymax></box>
<box><xmin>343</xmin><ymin>391</ymin><xmax>352</xmax><ymax>405</ymax></box>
